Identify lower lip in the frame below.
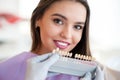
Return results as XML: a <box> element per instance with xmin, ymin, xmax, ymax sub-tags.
<box><xmin>54</xmin><ymin>41</ymin><xmax>69</xmax><ymax>49</ymax></box>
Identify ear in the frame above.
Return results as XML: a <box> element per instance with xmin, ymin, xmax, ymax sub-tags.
<box><xmin>35</xmin><ymin>19</ymin><xmax>41</xmax><ymax>28</ymax></box>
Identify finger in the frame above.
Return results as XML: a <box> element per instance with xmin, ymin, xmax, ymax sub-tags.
<box><xmin>95</xmin><ymin>61</ymin><xmax>104</xmax><ymax>70</ymax></box>
<box><xmin>28</xmin><ymin>53</ymin><xmax>53</xmax><ymax>63</ymax></box>
<box><xmin>96</xmin><ymin>66</ymin><xmax>104</xmax><ymax>74</ymax></box>
<box><xmin>44</xmin><ymin>53</ymin><xmax>59</xmax><ymax>66</ymax></box>
<box><xmin>95</xmin><ymin>66</ymin><xmax>104</xmax><ymax>80</ymax></box>
<box><xmin>81</xmin><ymin>72</ymin><xmax>92</xmax><ymax>80</ymax></box>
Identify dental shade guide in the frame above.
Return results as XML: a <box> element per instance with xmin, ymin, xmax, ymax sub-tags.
<box><xmin>49</xmin><ymin>48</ymin><xmax>97</xmax><ymax>76</ymax></box>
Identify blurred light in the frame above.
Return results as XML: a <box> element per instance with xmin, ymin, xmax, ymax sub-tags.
<box><xmin>19</xmin><ymin>0</ymin><xmax>40</xmax><ymax>19</ymax></box>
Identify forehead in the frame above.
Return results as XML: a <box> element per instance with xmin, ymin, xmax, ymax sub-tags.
<box><xmin>43</xmin><ymin>0</ymin><xmax>87</xmax><ymax>22</ymax></box>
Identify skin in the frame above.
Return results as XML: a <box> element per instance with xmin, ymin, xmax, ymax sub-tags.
<box><xmin>36</xmin><ymin>0</ymin><xmax>87</xmax><ymax>54</ymax></box>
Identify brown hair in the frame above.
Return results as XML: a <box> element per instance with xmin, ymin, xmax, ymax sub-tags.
<box><xmin>30</xmin><ymin>0</ymin><xmax>91</xmax><ymax>57</ymax></box>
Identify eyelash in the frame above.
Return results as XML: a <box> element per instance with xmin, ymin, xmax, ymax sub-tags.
<box><xmin>53</xmin><ymin>18</ymin><xmax>83</xmax><ymax>30</ymax></box>
<box><xmin>53</xmin><ymin>18</ymin><xmax>63</xmax><ymax>25</ymax></box>
<box><xmin>74</xmin><ymin>25</ymin><xmax>83</xmax><ymax>30</ymax></box>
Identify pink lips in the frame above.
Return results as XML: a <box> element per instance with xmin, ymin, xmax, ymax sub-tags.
<box><xmin>54</xmin><ymin>40</ymin><xmax>70</xmax><ymax>49</ymax></box>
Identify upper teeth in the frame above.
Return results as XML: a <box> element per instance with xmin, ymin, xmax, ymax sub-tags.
<box><xmin>57</xmin><ymin>42</ymin><xmax>68</xmax><ymax>46</ymax></box>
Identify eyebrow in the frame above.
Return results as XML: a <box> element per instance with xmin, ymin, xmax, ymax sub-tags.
<box><xmin>52</xmin><ymin>13</ymin><xmax>67</xmax><ymax>20</ymax></box>
<box><xmin>51</xmin><ymin>13</ymin><xmax>85</xmax><ymax>25</ymax></box>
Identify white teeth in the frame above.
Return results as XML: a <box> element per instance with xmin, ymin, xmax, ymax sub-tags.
<box><xmin>57</xmin><ymin>42</ymin><xmax>68</xmax><ymax>46</ymax></box>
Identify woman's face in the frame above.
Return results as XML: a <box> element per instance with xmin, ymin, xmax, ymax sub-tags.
<box><xmin>36</xmin><ymin>1</ymin><xmax>86</xmax><ymax>54</ymax></box>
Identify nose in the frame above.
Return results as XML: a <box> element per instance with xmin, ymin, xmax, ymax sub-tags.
<box><xmin>60</xmin><ymin>27</ymin><xmax>72</xmax><ymax>39</ymax></box>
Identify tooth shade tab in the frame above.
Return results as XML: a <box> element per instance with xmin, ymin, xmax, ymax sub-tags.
<box><xmin>52</xmin><ymin>48</ymin><xmax>95</xmax><ymax>61</ymax></box>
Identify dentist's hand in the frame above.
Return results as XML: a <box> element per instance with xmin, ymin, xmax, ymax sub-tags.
<box><xmin>94</xmin><ymin>66</ymin><xmax>104</xmax><ymax>80</ymax></box>
<box><xmin>25</xmin><ymin>53</ymin><xmax>59</xmax><ymax>80</ymax></box>
<box><xmin>81</xmin><ymin>72</ymin><xmax>92</xmax><ymax>80</ymax></box>
<box><xmin>81</xmin><ymin>65</ymin><xmax>104</xmax><ymax>80</ymax></box>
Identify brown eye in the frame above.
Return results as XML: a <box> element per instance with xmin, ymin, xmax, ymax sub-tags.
<box><xmin>74</xmin><ymin>25</ymin><xmax>83</xmax><ymax>30</ymax></box>
<box><xmin>53</xmin><ymin>18</ymin><xmax>63</xmax><ymax>25</ymax></box>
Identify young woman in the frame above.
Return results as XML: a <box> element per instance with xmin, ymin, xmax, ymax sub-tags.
<box><xmin>0</xmin><ymin>0</ymin><xmax>104</xmax><ymax>80</ymax></box>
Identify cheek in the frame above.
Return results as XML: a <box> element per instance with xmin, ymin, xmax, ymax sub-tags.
<box><xmin>40</xmin><ymin>25</ymin><xmax>60</xmax><ymax>40</ymax></box>
<box><xmin>73</xmin><ymin>32</ymin><xmax>82</xmax><ymax>45</ymax></box>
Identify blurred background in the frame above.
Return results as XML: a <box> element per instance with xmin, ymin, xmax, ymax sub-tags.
<box><xmin>0</xmin><ymin>0</ymin><xmax>120</xmax><ymax>72</ymax></box>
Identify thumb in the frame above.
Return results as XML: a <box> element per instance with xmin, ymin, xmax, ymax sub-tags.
<box><xmin>44</xmin><ymin>53</ymin><xmax>59</xmax><ymax>67</ymax></box>
<box><xmin>95</xmin><ymin>66</ymin><xmax>104</xmax><ymax>80</ymax></box>
<box><xmin>81</xmin><ymin>72</ymin><xmax>92</xmax><ymax>80</ymax></box>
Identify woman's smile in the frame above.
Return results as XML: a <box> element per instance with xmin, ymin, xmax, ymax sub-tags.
<box><xmin>54</xmin><ymin>40</ymin><xmax>70</xmax><ymax>49</ymax></box>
